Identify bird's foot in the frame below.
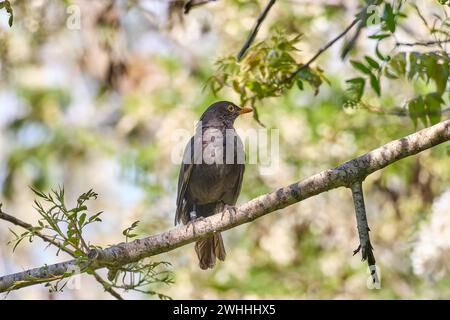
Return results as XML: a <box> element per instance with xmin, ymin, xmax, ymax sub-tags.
<box><xmin>221</xmin><ymin>204</ymin><xmax>238</xmax><ymax>222</ymax></box>
<box><xmin>185</xmin><ymin>214</ymin><xmax>204</xmax><ymax>235</ymax></box>
<box><xmin>189</xmin><ymin>210</ymin><xmax>198</xmax><ymax>221</ymax></box>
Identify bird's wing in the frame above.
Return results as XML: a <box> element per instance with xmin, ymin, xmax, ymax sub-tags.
<box><xmin>226</xmin><ymin>163</ymin><xmax>245</xmax><ymax>205</ymax></box>
<box><xmin>175</xmin><ymin>137</ymin><xmax>195</xmax><ymax>225</ymax></box>
<box><xmin>222</xmin><ymin>136</ymin><xmax>245</xmax><ymax>205</ymax></box>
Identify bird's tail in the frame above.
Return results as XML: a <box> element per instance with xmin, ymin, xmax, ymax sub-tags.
<box><xmin>195</xmin><ymin>233</ymin><xmax>226</xmax><ymax>270</ymax></box>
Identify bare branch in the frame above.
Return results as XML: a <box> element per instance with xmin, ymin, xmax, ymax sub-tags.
<box><xmin>184</xmin><ymin>0</ymin><xmax>217</xmax><ymax>14</ymax></box>
<box><xmin>356</xmin><ymin>102</ymin><xmax>450</xmax><ymax>118</ymax></box>
<box><xmin>0</xmin><ymin>119</ymin><xmax>449</xmax><ymax>293</ymax></box>
<box><xmin>395</xmin><ymin>39</ymin><xmax>450</xmax><ymax>47</ymax></box>
<box><xmin>237</xmin><ymin>0</ymin><xmax>277</xmax><ymax>61</ymax></box>
<box><xmin>350</xmin><ymin>181</ymin><xmax>378</xmax><ymax>285</ymax></box>
<box><xmin>289</xmin><ymin>0</ymin><xmax>376</xmax><ymax>80</ymax></box>
<box><xmin>92</xmin><ymin>272</ymin><xmax>124</xmax><ymax>300</ymax></box>
<box><xmin>288</xmin><ymin>18</ymin><xmax>359</xmax><ymax>81</ymax></box>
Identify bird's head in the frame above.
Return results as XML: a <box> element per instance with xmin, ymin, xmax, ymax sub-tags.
<box><xmin>199</xmin><ymin>101</ymin><xmax>253</xmax><ymax>126</ymax></box>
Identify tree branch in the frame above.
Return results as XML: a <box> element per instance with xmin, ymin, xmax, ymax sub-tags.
<box><xmin>350</xmin><ymin>181</ymin><xmax>378</xmax><ymax>285</ymax></box>
<box><xmin>357</xmin><ymin>102</ymin><xmax>450</xmax><ymax>118</ymax></box>
<box><xmin>395</xmin><ymin>39</ymin><xmax>450</xmax><ymax>47</ymax></box>
<box><xmin>288</xmin><ymin>18</ymin><xmax>359</xmax><ymax>81</ymax></box>
<box><xmin>237</xmin><ymin>0</ymin><xmax>277</xmax><ymax>61</ymax></box>
<box><xmin>92</xmin><ymin>272</ymin><xmax>124</xmax><ymax>300</ymax></box>
<box><xmin>289</xmin><ymin>0</ymin><xmax>375</xmax><ymax>81</ymax></box>
<box><xmin>0</xmin><ymin>119</ymin><xmax>449</xmax><ymax>293</ymax></box>
<box><xmin>184</xmin><ymin>0</ymin><xmax>217</xmax><ymax>14</ymax></box>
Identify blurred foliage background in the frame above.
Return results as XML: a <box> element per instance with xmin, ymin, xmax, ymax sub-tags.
<box><xmin>0</xmin><ymin>0</ymin><xmax>449</xmax><ymax>299</ymax></box>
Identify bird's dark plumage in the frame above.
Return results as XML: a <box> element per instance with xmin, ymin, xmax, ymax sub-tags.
<box><xmin>175</xmin><ymin>101</ymin><xmax>251</xmax><ymax>269</ymax></box>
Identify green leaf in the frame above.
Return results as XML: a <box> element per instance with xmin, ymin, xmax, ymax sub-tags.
<box><xmin>388</xmin><ymin>53</ymin><xmax>406</xmax><ymax>76</ymax></box>
<box><xmin>297</xmin><ymin>67</ymin><xmax>323</xmax><ymax>95</ymax></box>
<box><xmin>30</xmin><ymin>186</ymin><xmax>48</xmax><ymax>199</ymax></box>
<box><xmin>375</xmin><ymin>43</ymin><xmax>390</xmax><ymax>61</ymax></box>
<box><xmin>369</xmin><ymin>74</ymin><xmax>381</xmax><ymax>96</ymax></box>
<box><xmin>407</xmin><ymin>52</ymin><xmax>419</xmax><ymax>80</ymax></box>
<box><xmin>346</xmin><ymin>77</ymin><xmax>366</xmax><ymax>101</ymax></box>
<box><xmin>433</xmin><ymin>61</ymin><xmax>449</xmax><ymax>94</ymax></box>
<box><xmin>296</xmin><ymin>79</ymin><xmax>304</xmax><ymax>91</ymax></box>
<box><xmin>384</xmin><ymin>68</ymin><xmax>398</xmax><ymax>79</ymax></box>
<box><xmin>8</xmin><ymin>228</ymin><xmax>18</xmax><ymax>238</ymax></box>
<box><xmin>88</xmin><ymin>211</ymin><xmax>103</xmax><ymax>223</ymax></box>
<box><xmin>232</xmin><ymin>80</ymin><xmax>240</xmax><ymax>93</ymax></box>
<box><xmin>123</xmin><ymin>220</ymin><xmax>140</xmax><ymax>240</ymax></box>
<box><xmin>350</xmin><ymin>60</ymin><xmax>371</xmax><ymax>74</ymax></box>
<box><xmin>365</xmin><ymin>56</ymin><xmax>380</xmax><ymax>69</ymax></box>
<box><xmin>1</xmin><ymin>1</ymin><xmax>14</xmax><ymax>27</ymax></box>
<box><xmin>246</xmin><ymin>81</ymin><xmax>263</xmax><ymax>97</ymax></box>
<box><xmin>130</xmin><ymin>220</ymin><xmax>140</xmax><ymax>228</ymax></box>
<box><xmin>368</xmin><ymin>33</ymin><xmax>391</xmax><ymax>40</ymax></box>
<box><xmin>425</xmin><ymin>93</ymin><xmax>443</xmax><ymax>125</ymax></box>
<box><xmin>79</xmin><ymin>213</ymin><xmax>87</xmax><ymax>227</ymax></box>
<box><xmin>70</xmin><ymin>205</ymin><xmax>87</xmax><ymax>215</ymax></box>
<box><xmin>407</xmin><ymin>99</ymin><xmax>419</xmax><ymax>128</ymax></box>
<box><xmin>8</xmin><ymin>11</ymin><xmax>13</xmax><ymax>27</ymax></box>
<box><xmin>411</xmin><ymin>96</ymin><xmax>428</xmax><ymax>127</ymax></box>
<box><xmin>384</xmin><ymin>3</ymin><xmax>396</xmax><ymax>33</ymax></box>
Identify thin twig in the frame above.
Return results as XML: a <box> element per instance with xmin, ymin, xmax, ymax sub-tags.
<box><xmin>184</xmin><ymin>0</ymin><xmax>216</xmax><ymax>14</ymax></box>
<box><xmin>0</xmin><ymin>204</ymin><xmax>124</xmax><ymax>300</ymax></box>
<box><xmin>0</xmin><ymin>205</ymin><xmax>74</xmax><ymax>256</ymax></box>
<box><xmin>72</xmin><ymin>220</ymin><xmax>90</xmax><ymax>254</ymax></box>
<box><xmin>92</xmin><ymin>272</ymin><xmax>124</xmax><ymax>300</ymax></box>
<box><xmin>288</xmin><ymin>1</ymin><xmax>376</xmax><ymax>80</ymax></box>
<box><xmin>359</xmin><ymin>102</ymin><xmax>450</xmax><ymax>118</ymax></box>
<box><xmin>237</xmin><ymin>0</ymin><xmax>277</xmax><ymax>61</ymax></box>
<box><xmin>410</xmin><ymin>3</ymin><xmax>446</xmax><ymax>51</ymax></box>
<box><xmin>350</xmin><ymin>182</ymin><xmax>379</xmax><ymax>286</ymax></box>
<box><xmin>288</xmin><ymin>18</ymin><xmax>359</xmax><ymax>80</ymax></box>
<box><xmin>395</xmin><ymin>39</ymin><xmax>450</xmax><ymax>47</ymax></box>
<box><xmin>340</xmin><ymin>19</ymin><xmax>364</xmax><ymax>59</ymax></box>
<box><xmin>411</xmin><ymin>3</ymin><xmax>431</xmax><ymax>31</ymax></box>
<box><xmin>340</xmin><ymin>0</ymin><xmax>377</xmax><ymax>59</ymax></box>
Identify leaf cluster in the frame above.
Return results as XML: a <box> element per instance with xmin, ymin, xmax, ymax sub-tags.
<box><xmin>207</xmin><ymin>32</ymin><xmax>328</xmax><ymax>108</ymax></box>
<box><xmin>346</xmin><ymin>2</ymin><xmax>449</xmax><ymax>126</ymax></box>
<box><xmin>6</xmin><ymin>187</ymin><xmax>173</xmax><ymax>299</ymax></box>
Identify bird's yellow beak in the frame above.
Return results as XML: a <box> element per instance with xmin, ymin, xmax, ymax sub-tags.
<box><xmin>239</xmin><ymin>107</ymin><xmax>253</xmax><ymax>115</ymax></box>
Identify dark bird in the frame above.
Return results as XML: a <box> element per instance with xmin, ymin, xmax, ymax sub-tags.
<box><xmin>175</xmin><ymin>101</ymin><xmax>252</xmax><ymax>269</ymax></box>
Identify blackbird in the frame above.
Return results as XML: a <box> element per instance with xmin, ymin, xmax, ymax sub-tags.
<box><xmin>175</xmin><ymin>101</ymin><xmax>252</xmax><ymax>269</ymax></box>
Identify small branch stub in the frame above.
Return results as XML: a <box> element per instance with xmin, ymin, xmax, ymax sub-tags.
<box><xmin>350</xmin><ymin>181</ymin><xmax>379</xmax><ymax>285</ymax></box>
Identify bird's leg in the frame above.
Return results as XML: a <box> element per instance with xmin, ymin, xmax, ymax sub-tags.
<box><xmin>190</xmin><ymin>208</ymin><xmax>198</xmax><ymax>221</ymax></box>
<box><xmin>220</xmin><ymin>202</ymin><xmax>238</xmax><ymax>223</ymax></box>
<box><xmin>185</xmin><ymin>205</ymin><xmax>204</xmax><ymax>235</ymax></box>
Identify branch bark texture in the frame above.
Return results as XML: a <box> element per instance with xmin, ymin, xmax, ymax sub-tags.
<box><xmin>0</xmin><ymin>119</ymin><xmax>449</xmax><ymax>293</ymax></box>
<box><xmin>350</xmin><ymin>182</ymin><xmax>375</xmax><ymax>266</ymax></box>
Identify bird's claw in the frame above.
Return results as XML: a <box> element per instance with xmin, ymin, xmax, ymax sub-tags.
<box><xmin>221</xmin><ymin>204</ymin><xmax>238</xmax><ymax>222</ymax></box>
<box><xmin>185</xmin><ymin>216</ymin><xmax>204</xmax><ymax>235</ymax></box>
<box><xmin>353</xmin><ymin>245</ymin><xmax>361</xmax><ymax>256</ymax></box>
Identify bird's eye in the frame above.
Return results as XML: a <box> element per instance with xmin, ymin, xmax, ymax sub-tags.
<box><xmin>227</xmin><ymin>105</ymin><xmax>235</xmax><ymax>112</ymax></box>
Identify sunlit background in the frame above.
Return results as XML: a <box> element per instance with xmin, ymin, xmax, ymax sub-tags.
<box><xmin>0</xmin><ymin>0</ymin><xmax>449</xmax><ymax>299</ymax></box>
